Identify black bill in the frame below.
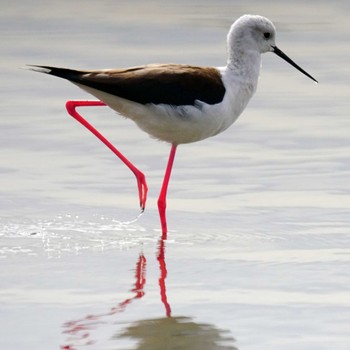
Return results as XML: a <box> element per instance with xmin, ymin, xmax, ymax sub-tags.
<box><xmin>273</xmin><ymin>46</ymin><xmax>318</xmax><ymax>83</ymax></box>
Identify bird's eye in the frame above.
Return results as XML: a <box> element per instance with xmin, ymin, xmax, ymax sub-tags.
<box><xmin>263</xmin><ymin>32</ymin><xmax>271</xmax><ymax>39</ymax></box>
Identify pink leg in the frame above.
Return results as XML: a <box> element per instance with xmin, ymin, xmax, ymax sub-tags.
<box><xmin>65</xmin><ymin>100</ymin><xmax>148</xmax><ymax>211</ymax></box>
<box><xmin>158</xmin><ymin>144</ymin><xmax>177</xmax><ymax>235</ymax></box>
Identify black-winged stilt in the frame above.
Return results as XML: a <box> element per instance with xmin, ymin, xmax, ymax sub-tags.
<box><xmin>29</xmin><ymin>15</ymin><xmax>317</xmax><ymax>235</ymax></box>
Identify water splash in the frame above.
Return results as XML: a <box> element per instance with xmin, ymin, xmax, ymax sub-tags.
<box><xmin>0</xmin><ymin>214</ymin><xmax>155</xmax><ymax>258</ymax></box>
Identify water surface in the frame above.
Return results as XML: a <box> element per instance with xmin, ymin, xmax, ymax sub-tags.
<box><xmin>1</xmin><ymin>1</ymin><xmax>350</xmax><ymax>349</ymax></box>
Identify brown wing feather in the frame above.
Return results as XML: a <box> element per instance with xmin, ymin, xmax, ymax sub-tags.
<box><xmin>36</xmin><ymin>64</ymin><xmax>226</xmax><ymax>106</ymax></box>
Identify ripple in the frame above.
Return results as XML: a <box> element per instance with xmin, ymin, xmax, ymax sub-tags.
<box><xmin>0</xmin><ymin>214</ymin><xmax>156</xmax><ymax>258</ymax></box>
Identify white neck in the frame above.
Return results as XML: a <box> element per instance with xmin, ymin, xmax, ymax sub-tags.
<box><xmin>227</xmin><ymin>48</ymin><xmax>261</xmax><ymax>88</ymax></box>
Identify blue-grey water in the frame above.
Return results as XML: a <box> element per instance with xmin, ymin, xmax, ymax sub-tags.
<box><xmin>1</xmin><ymin>1</ymin><xmax>350</xmax><ymax>349</ymax></box>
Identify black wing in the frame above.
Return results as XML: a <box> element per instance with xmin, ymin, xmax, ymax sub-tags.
<box><xmin>30</xmin><ymin>64</ymin><xmax>226</xmax><ymax>106</ymax></box>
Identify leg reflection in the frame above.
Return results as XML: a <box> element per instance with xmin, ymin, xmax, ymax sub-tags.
<box><xmin>60</xmin><ymin>235</ymin><xmax>173</xmax><ymax>349</ymax></box>
<box><xmin>157</xmin><ymin>237</ymin><xmax>171</xmax><ymax>317</ymax></box>
<box><xmin>60</xmin><ymin>253</ymin><xmax>146</xmax><ymax>350</ymax></box>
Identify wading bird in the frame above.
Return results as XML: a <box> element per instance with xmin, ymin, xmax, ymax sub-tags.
<box><xmin>29</xmin><ymin>15</ymin><xmax>317</xmax><ymax>235</ymax></box>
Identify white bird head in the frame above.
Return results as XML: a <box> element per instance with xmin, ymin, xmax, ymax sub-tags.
<box><xmin>228</xmin><ymin>15</ymin><xmax>277</xmax><ymax>54</ymax></box>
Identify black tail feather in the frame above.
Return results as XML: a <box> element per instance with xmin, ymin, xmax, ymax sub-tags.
<box><xmin>27</xmin><ymin>65</ymin><xmax>84</xmax><ymax>82</ymax></box>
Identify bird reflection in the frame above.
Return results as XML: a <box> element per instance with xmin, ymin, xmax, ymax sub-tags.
<box><xmin>61</xmin><ymin>236</ymin><xmax>237</xmax><ymax>349</ymax></box>
<box><xmin>117</xmin><ymin>316</ymin><xmax>237</xmax><ymax>350</ymax></box>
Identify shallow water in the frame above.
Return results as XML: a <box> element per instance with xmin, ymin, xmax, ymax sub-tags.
<box><xmin>1</xmin><ymin>1</ymin><xmax>350</xmax><ymax>349</ymax></box>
